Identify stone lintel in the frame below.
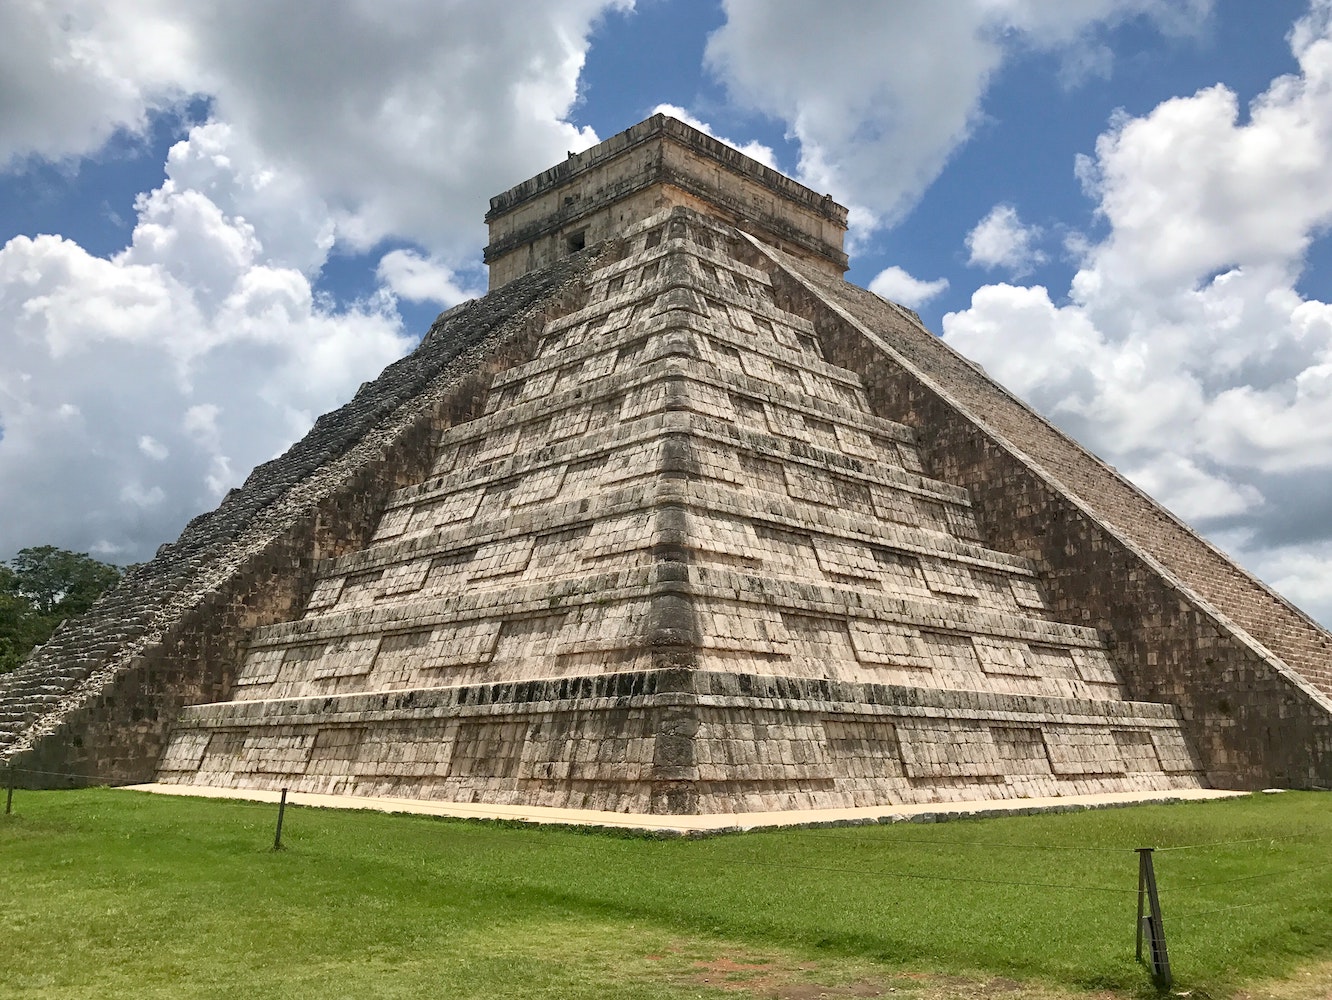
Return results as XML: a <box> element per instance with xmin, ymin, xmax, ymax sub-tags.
<box><xmin>484</xmin><ymin>115</ymin><xmax>848</xmax><ymax>289</ymax></box>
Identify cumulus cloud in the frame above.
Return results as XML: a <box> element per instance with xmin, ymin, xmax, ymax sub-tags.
<box><xmin>0</xmin><ymin>123</ymin><xmax>414</xmax><ymax>560</ymax></box>
<box><xmin>0</xmin><ymin>1</ymin><xmax>630</xmax><ymax>255</ymax></box>
<box><xmin>965</xmin><ymin>204</ymin><xmax>1047</xmax><ymax>275</ymax></box>
<box><xmin>868</xmin><ymin>266</ymin><xmax>950</xmax><ymax>309</ymax></box>
<box><xmin>943</xmin><ymin>0</ymin><xmax>1332</xmax><ymax>626</ymax></box>
<box><xmin>0</xmin><ymin>1</ymin><xmax>193</xmax><ymax>168</ymax></box>
<box><xmin>1246</xmin><ymin>540</ymin><xmax>1332</xmax><ymax>625</ymax></box>
<box><xmin>180</xmin><ymin>1</ymin><xmax>628</xmax><ymax>257</ymax></box>
<box><xmin>1121</xmin><ymin>453</ymin><xmax>1264</xmax><ymax>523</ymax></box>
<box><xmin>376</xmin><ymin>250</ymin><xmax>480</xmax><ymax>307</ymax></box>
<box><xmin>138</xmin><ymin>436</ymin><xmax>169</xmax><ymax>461</ymax></box>
<box><xmin>706</xmin><ymin>0</ymin><xmax>1211</xmax><ymax>233</ymax></box>
<box><xmin>0</xmin><ymin>1</ymin><xmax>634</xmax><ymax>563</ymax></box>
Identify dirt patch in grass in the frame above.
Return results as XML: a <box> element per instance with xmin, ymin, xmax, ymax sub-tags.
<box><xmin>663</xmin><ymin>947</ymin><xmax>1096</xmax><ymax>999</ymax></box>
<box><xmin>662</xmin><ymin>947</ymin><xmax>1332</xmax><ymax>1000</ymax></box>
<box><xmin>686</xmin><ymin>951</ymin><xmax>889</xmax><ymax>998</ymax></box>
<box><xmin>1231</xmin><ymin>960</ymin><xmax>1332</xmax><ymax>1000</ymax></box>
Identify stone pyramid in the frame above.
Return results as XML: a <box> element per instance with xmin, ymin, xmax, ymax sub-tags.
<box><xmin>3</xmin><ymin>115</ymin><xmax>1328</xmax><ymax>812</ymax></box>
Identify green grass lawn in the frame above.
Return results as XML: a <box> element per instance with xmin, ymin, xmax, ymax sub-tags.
<box><xmin>1</xmin><ymin>789</ymin><xmax>1329</xmax><ymax>999</ymax></box>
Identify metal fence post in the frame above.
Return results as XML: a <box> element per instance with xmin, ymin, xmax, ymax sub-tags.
<box><xmin>1136</xmin><ymin>847</ymin><xmax>1171</xmax><ymax>988</ymax></box>
<box><xmin>273</xmin><ymin>788</ymin><xmax>288</xmax><ymax>850</ymax></box>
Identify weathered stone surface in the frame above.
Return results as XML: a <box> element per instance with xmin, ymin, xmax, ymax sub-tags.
<box><xmin>158</xmin><ymin>668</ymin><xmax>1199</xmax><ymax>812</ymax></box>
<box><xmin>4</xmin><ymin>114</ymin><xmax>1328</xmax><ymax>808</ymax></box>
<box><xmin>485</xmin><ymin>114</ymin><xmax>848</xmax><ymax>288</ymax></box>
<box><xmin>754</xmin><ymin>242</ymin><xmax>1332</xmax><ymax>789</ymax></box>
<box><xmin>0</xmin><ymin>247</ymin><xmax>606</xmax><ymax>785</ymax></box>
<box><xmin>151</xmin><ymin>205</ymin><xmax>1212</xmax><ymax>809</ymax></box>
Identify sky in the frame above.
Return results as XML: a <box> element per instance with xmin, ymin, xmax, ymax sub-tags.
<box><xmin>2</xmin><ymin>0</ymin><xmax>1331</xmax><ymax>628</ymax></box>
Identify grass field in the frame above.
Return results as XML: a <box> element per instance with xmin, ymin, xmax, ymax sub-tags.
<box><xmin>1</xmin><ymin>789</ymin><xmax>1330</xmax><ymax>999</ymax></box>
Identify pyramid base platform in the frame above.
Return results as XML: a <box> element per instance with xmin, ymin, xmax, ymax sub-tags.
<box><xmin>124</xmin><ymin>781</ymin><xmax>1244</xmax><ymax>834</ymax></box>
<box><xmin>156</xmin><ymin>669</ymin><xmax>1208</xmax><ymax>815</ymax></box>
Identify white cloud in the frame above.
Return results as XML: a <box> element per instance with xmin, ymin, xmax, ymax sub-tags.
<box><xmin>181</xmin><ymin>0</ymin><xmax>629</xmax><ymax>258</ymax></box>
<box><xmin>0</xmin><ymin>1</ymin><xmax>631</xmax><ymax>257</ymax></box>
<box><xmin>0</xmin><ymin>1</ymin><xmax>194</xmax><ymax>168</ymax></box>
<box><xmin>965</xmin><ymin>204</ymin><xmax>1047</xmax><ymax>275</ymax></box>
<box><xmin>943</xmin><ymin>1</ymin><xmax>1332</xmax><ymax>627</ymax></box>
<box><xmin>0</xmin><ymin>124</ymin><xmax>414</xmax><ymax>561</ymax></box>
<box><xmin>1121</xmin><ymin>453</ymin><xmax>1263</xmax><ymax>522</ymax></box>
<box><xmin>138</xmin><ymin>436</ymin><xmax>169</xmax><ymax>461</ymax></box>
<box><xmin>376</xmin><ymin>250</ymin><xmax>479</xmax><ymax>308</ymax></box>
<box><xmin>706</xmin><ymin>0</ymin><xmax>1211</xmax><ymax>234</ymax></box>
<box><xmin>650</xmin><ymin>103</ymin><xmax>779</xmax><ymax>170</ymax></box>
<box><xmin>868</xmin><ymin>266</ymin><xmax>950</xmax><ymax>309</ymax></box>
<box><xmin>0</xmin><ymin>1</ymin><xmax>635</xmax><ymax>563</ymax></box>
<box><xmin>1244</xmin><ymin>540</ymin><xmax>1332</xmax><ymax>627</ymax></box>
<box><xmin>120</xmin><ymin>482</ymin><xmax>165</xmax><ymax>508</ymax></box>
<box><xmin>160</xmin><ymin>120</ymin><xmax>335</xmax><ymax>276</ymax></box>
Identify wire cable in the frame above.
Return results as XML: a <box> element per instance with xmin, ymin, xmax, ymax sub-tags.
<box><xmin>1158</xmin><ymin>859</ymin><xmax>1332</xmax><ymax>892</ymax></box>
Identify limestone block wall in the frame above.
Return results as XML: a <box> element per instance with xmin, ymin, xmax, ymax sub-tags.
<box><xmin>158</xmin><ymin>669</ymin><xmax>1202</xmax><ymax>813</ymax></box>
<box><xmin>155</xmin><ymin>207</ymin><xmax>1207</xmax><ymax>812</ymax></box>
<box><xmin>0</xmin><ymin>249</ymin><xmax>608</xmax><ymax>786</ymax></box>
<box><xmin>217</xmin><ymin>212</ymin><xmax>1156</xmax><ymax>716</ymax></box>
<box><xmin>628</xmin><ymin>214</ymin><xmax>1139</xmax><ymax>706</ymax></box>
<box><xmin>760</xmin><ymin>247</ymin><xmax>1332</xmax><ymax>789</ymax></box>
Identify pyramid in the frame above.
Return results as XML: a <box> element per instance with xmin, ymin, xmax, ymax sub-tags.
<box><xmin>2</xmin><ymin>115</ymin><xmax>1329</xmax><ymax>812</ymax></box>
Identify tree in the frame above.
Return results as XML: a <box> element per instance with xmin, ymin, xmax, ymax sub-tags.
<box><xmin>0</xmin><ymin>548</ymin><xmax>123</xmax><ymax>673</ymax></box>
<box><xmin>8</xmin><ymin>546</ymin><xmax>122</xmax><ymax>617</ymax></box>
<box><xmin>0</xmin><ymin>565</ymin><xmax>44</xmax><ymax>673</ymax></box>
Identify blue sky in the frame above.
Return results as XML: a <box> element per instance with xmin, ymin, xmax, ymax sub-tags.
<box><xmin>2</xmin><ymin>0</ymin><xmax>1332</xmax><ymax>627</ymax></box>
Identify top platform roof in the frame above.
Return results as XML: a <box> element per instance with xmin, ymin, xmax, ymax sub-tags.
<box><xmin>483</xmin><ymin>114</ymin><xmax>849</xmax><ymax>287</ymax></box>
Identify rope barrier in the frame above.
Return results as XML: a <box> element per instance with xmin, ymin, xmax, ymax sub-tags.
<box><xmin>473</xmin><ymin>830</ymin><xmax>1141</xmax><ymax>895</ymax></box>
<box><xmin>781</xmin><ymin>827</ymin><xmax>1134</xmax><ymax>853</ymax></box>
<box><xmin>689</xmin><ymin>853</ymin><xmax>1139</xmax><ymax>894</ymax></box>
<box><xmin>753</xmin><ymin>824</ymin><xmax>1316</xmax><ymax>857</ymax></box>
<box><xmin>1152</xmin><ymin>835</ymin><xmax>1314</xmax><ymax>852</ymax></box>
<box><xmin>1171</xmin><ymin>898</ymin><xmax>1286</xmax><ymax>920</ymax></box>
<box><xmin>4</xmin><ymin>764</ymin><xmax>116</xmax><ymax>783</ymax></box>
<box><xmin>8</xmin><ymin>764</ymin><xmax>96</xmax><ymax>778</ymax></box>
<box><xmin>1157</xmin><ymin>859</ymin><xmax>1332</xmax><ymax>892</ymax></box>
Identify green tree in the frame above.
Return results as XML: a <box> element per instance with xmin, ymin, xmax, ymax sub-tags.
<box><xmin>0</xmin><ymin>566</ymin><xmax>43</xmax><ymax>673</ymax></box>
<box><xmin>0</xmin><ymin>547</ymin><xmax>123</xmax><ymax>673</ymax></box>
<box><xmin>8</xmin><ymin>545</ymin><xmax>122</xmax><ymax>617</ymax></box>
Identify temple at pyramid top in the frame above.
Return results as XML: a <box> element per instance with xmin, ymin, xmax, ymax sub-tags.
<box><xmin>483</xmin><ymin>114</ymin><xmax>849</xmax><ymax>288</ymax></box>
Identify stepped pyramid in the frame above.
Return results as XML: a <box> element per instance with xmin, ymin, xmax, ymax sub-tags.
<box><xmin>3</xmin><ymin>116</ymin><xmax>1329</xmax><ymax>813</ymax></box>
